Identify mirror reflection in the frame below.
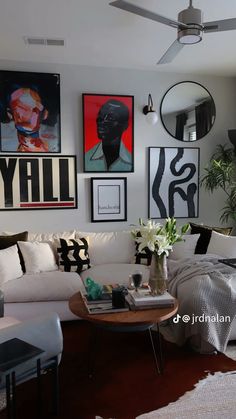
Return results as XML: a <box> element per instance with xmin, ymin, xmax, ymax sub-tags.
<box><xmin>160</xmin><ymin>81</ymin><xmax>216</xmax><ymax>142</ymax></box>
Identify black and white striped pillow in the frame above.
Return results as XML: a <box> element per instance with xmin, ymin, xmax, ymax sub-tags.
<box><xmin>57</xmin><ymin>238</ymin><xmax>90</xmax><ymax>274</ymax></box>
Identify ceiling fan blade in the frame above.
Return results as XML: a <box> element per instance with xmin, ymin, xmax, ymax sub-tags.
<box><xmin>157</xmin><ymin>40</ymin><xmax>184</xmax><ymax>65</ymax></box>
<box><xmin>109</xmin><ymin>0</ymin><xmax>188</xmax><ymax>30</ymax></box>
<box><xmin>204</xmin><ymin>18</ymin><xmax>236</xmax><ymax>33</ymax></box>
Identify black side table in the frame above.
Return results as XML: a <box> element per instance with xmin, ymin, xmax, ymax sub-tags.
<box><xmin>0</xmin><ymin>338</ymin><xmax>51</xmax><ymax>419</ymax></box>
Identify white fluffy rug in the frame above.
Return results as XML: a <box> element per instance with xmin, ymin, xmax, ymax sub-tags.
<box><xmin>137</xmin><ymin>370</ymin><xmax>236</xmax><ymax>419</ymax></box>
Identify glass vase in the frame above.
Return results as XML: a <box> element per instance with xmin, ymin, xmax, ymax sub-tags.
<box><xmin>149</xmin><ymin>253</ymin><xmax>168</xmax><ymax>295</ymax></box>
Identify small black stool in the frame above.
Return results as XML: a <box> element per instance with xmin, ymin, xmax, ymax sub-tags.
<box><xmin>0</xmin><ymin>338</ymin><xmax>58</xmax><ymax>419</ymax></box>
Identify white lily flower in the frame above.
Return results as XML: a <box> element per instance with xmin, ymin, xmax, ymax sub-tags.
<box><xmin>132</xmin><ymin>217</ymin><xmax>190</xmax><ymax>257</ymax></box>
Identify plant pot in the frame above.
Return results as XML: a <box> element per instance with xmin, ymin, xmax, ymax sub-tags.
<box><xmin>149</xmin><ymin>253</ymin><xmax>168</xmax><ymax>295</ymax></box>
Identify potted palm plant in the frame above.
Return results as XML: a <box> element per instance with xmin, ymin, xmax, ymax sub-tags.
<box><xmin>201</xmin><ymin>144</ymin><xmax>236</xmax><ymax>223</ymax></box>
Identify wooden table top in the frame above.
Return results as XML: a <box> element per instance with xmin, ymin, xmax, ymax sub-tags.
<box><xmin>69</xmin><ymin>292</ymin><xmax>178</xmax><ymax>327</ymax></box>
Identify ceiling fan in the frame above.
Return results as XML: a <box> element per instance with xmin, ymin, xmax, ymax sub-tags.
<box><xmin>109</xmin><ymin>0</ymin><xmax>236</xmax><ymax>64</ymax></box>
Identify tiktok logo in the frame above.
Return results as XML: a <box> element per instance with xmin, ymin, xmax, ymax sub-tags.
<box><xmin>173</xmin><ymin>314</ymin><xmax>191</xmax><ymax>323</ymax></box>
<box><xmin>173</xmin><ymin>314</ymin><xmax>181</xmax><ymax>323</ymax></box>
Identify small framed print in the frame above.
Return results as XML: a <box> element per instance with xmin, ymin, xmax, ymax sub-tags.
<box><xmin>83</xmin><ymin>94</ymin><xmax>134</xmax><ymax>172</ymax></box>
<box><xmin>91</xmin><ymin>177</ymin><xmax>127</xmax><ymax>222</ymax></box>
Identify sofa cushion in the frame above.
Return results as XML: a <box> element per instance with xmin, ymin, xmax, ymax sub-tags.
<box><xmin>168</xmin><ymin>234</ymin><xmax>200</xmax><ymax>260</ymax></box>
<box><xmin>80</xmin><ymin>263</ymin><xmax>150</xmax><ymax>286</ymax></box>
<box><xmin>27</xmin><ymin>230</ymin><xmax>76</xmax><ymax>261</ymax></box>
<box><xmin>1</xmin><ymin>271</ymin><xmax>85</xmax><ymax>303</ymax></box>
<box><xmin>0</xmin><ymin>245</ymin><xmax>23</xmax><ymax>285</ymax></box>
<box><xmin>57</xmin><ymin>238</ymin><xmax>90</xmax><ymax>273</ymax></box>
<box><xmin>207</xmin><ymin>230</ymin><xmax>236</xmax><ymax>258</ymax></box>
<box><xmin>17</xmin><ymin>241</ymin><xmax>58</xmax><ymax>274</ymax></box>
<box><xmin>76</xmin><ymin>231</ymin><xmax>135</xmax><ymax>265</ymax></box>
<box><xmin>190</xmin><ymin>222</ymin><xmax>232</xmax><ymax>254</ymax></box>
<box><xmin>27</xmin><ymin>230</ymin><xmax>76</xmax><ymax>242</ymax></box>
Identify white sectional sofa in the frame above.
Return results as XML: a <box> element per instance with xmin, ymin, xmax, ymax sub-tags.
<box><xmin>0</xmin><ymin>230</ymin><xmax>150</xmax><ymax>321</ymax></box>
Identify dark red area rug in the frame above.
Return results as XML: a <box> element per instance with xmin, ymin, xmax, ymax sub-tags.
<box><xmin>1</xmin><ymin>320</ymin><xmax>236</xmax><ymax>419</ymax></box>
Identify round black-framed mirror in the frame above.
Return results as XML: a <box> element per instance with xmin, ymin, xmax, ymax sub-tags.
<box><xmin>160</xmin><ymin>81</ymin><xmax>216</xmax><ymax>142</ymax></box>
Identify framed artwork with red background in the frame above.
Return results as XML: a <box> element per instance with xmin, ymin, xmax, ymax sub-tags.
<box><xmin>83</xmin><ymin>94</ymin><xmax>134</xmax><ymax>172</ymax></box>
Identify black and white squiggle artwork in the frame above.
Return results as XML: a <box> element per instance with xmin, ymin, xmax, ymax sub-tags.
<box><xmin>149</xmin><ymin>147</ymin><xmax>199</xmax><ymax>219</ymax></box>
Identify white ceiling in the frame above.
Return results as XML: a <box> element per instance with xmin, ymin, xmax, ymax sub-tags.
<box><xmin>1</xmin><ymin>0</ymin><xmax>236</xmax><ymax>76</ymax></box>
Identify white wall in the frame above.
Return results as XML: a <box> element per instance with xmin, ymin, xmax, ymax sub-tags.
<box><xmin>0</xmin><ymin>59</ymin><xmax>235</xmax><ymax>233</ymax></box>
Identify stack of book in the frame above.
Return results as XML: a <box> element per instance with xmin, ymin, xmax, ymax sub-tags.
<box><xmin>81</xmin><ymin>288</ymin><xmax>129</xmax><ymax>314</ymax></box>
<box><xmin>126</xmin><ymin>289</ymin><xmax>175</xmax><ymax>310</ymax></box>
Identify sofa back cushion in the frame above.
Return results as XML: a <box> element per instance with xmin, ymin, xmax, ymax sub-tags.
<box><xmin>168</xmin><ymin>234</ymin><xmax>200</xmax><ymax>260</ymax></box>
<box><xmin>76</xmin><ymin>231</ymin><xmax>135</xmax><ymax>265</ymax></box>
<box><xmin>0</xmin><ymin>245</ymin><xmax>23</xmax><ymax>285</ymax></box>
<box><xmin>17</xmin><ymin>241</ymin><xmax>58</xmax><ymax>274</ymax></box>
<box><xmin>27</xmin><ymin>230</ymin><xmax>76</xmax><ymax>242</ymax></box>
<box><xmin>207</xmin><ymin>230</ymin><xmax>236</xmax><ymax>258</ymax></box>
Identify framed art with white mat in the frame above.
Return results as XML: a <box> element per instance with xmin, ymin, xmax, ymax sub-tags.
<box><xmin>91</xmin><ymin>177</ymin><xmax>127</xmax><ymax>222</ymax></box>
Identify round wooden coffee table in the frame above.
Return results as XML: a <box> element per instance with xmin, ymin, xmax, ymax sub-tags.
<box><xmin>69</xmin><ymin>292</ymin><xmax>178</xmax><ymax>374</ymax></box>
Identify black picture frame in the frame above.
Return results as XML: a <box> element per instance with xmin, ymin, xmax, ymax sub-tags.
<box><xmin>148</xmin><ymin>147</ymin><xmax>200</xmax><ymax>219</ymax></box>
<box><xmin>83</xmin><ymin>93</ymin><xmax>134</xmax><ymax>172</ymax></box>
<box><xmin>91</xmin><ymin>177</ymin><xmax>127</xmax><ymax>222</ymax></box>
<box><xmin>0</xmin><ymin>70</ymin><xmax>61</xmax><ymax>153</ymax></box>
<box><xmin>0</xmin><ymin>155</ymin><xmax>77</xmax><ymax>210</ymax></box>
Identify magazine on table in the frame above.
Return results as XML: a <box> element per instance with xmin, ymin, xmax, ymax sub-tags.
<box><xmin>80</xmin><ymin>290</ymin><xmax>129</xmax><ymax>314</ymax></box>
<box><xmin>127</xmin><ymin>289</ymin><xmax>175</xmax><ymax>307</ymax></box>
<box><xmin>81</xmin><ymin>284</ymin><xmax>120</xmax><ymax>305</ymax></box>
<box><xmin>125</xmin><ymin>294</ymin><xmax>174</xmax><ymax>311</ymax></box>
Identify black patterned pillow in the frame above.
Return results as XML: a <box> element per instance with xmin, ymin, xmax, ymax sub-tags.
<box><xmin>57</xmin><ymin>238</ymin><xmax>90</xmax><ymax>274</ymax></box>
<box><xmin>134</xmin><ymin>242</ymin><xmax>152</xmax><ymax>266</ymax></box>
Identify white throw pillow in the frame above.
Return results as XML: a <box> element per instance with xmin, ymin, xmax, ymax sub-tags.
<box><xmin>168</xmin><ymin>234</ymin><xmax>200</xmax><ymax>260</ymax></box>
<box><xmin>0</xmin><ymin>245</ymin><xmax>23</xmax><ymax>285</ymax></box>
<box><xmin>17</xmin><ymin>241</ymin><xmax>58</xmax><ymax>274</ymax></box>
<box><xmin>207</xmin><ymin>230</ymin><xmax>236</xmax><ymax>257</ymax></box>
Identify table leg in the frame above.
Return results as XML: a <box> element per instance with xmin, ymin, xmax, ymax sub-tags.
<box><xmin>148</xmin><ymin>327</ymin><xmax>160</xmax><ymax>375</ymax></box>
<box><xmin>6</xmin><ymin>374</ymin><xmax>11</xmax><ymax>419</ymax></box>
<box><xmin>5</xmin><ymin>372</ymin><xmax>16</xmax><ymax>419</ymax></box>
<box><xmin>11</xmin><ymin>372</ymin><xmax>16</xmax><ymax>419</ymax></box>
<box><xmin>156</xmin><ymin>323</ymin><xmax>164</xmax><ymax>374</ymax></box>
<box><xmin>37</xmin><ymin>358</ymin><xmax>42</xmax><ymax>418</ymax></box>
<box><xmin>88</xmin><ymin>325</ymin><xmax>99</xmax><ymax>379</ymax></box>
<box><xmin>51</xmin><ymin>356</ymin><xmax>59</xmax><ymax>415</ymax></box>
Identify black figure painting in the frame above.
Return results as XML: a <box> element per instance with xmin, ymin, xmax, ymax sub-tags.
<box><xmin>149</xmin><ymin>147</ymin><xmax>199</xmax><ymax>219</ymax></box>
<box><xmin>83</xmin><ymin>94</ymin><xmax>134</xmax><ymax>172</ymax></box>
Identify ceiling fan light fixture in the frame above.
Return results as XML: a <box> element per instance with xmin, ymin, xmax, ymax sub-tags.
<box><xmin>178</xmin><ymin>28</ymin><xmax>202</xmax><ymax>44</ymax></box>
